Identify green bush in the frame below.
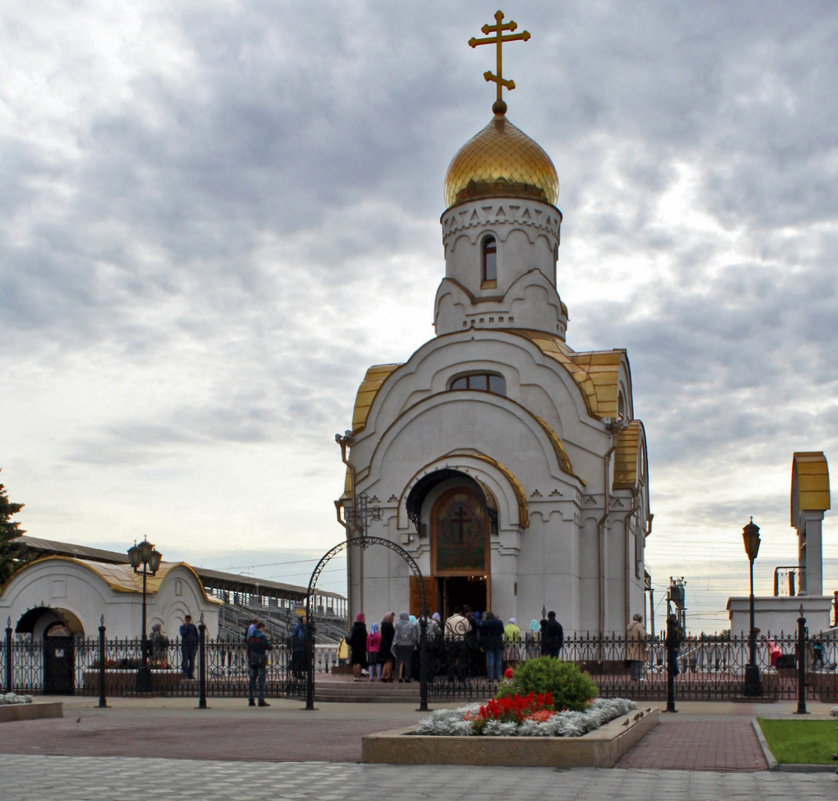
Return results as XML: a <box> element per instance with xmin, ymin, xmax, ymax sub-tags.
<box><xmin>495</xmin><ymin>657</ymin><xmax>598</xmax><ymax>711</ymax></box>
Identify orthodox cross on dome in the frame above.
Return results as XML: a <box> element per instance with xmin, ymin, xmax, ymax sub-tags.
<box><xmin>468</xmin><ymin>10</ymin><xmax>531</xmax><ymax>115</ymax></box>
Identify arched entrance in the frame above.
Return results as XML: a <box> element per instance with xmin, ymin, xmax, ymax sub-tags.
<box><xmin>432</xmin><ymin>486</ymin><xmax>490</xmax><ymax>617</ymax></box>
<box><xmin>43</xmin><ymin>621</ymin><xmax>75</xmax><ymax>695</ymax></box>
<box><xmin>406</xmin><ymin>471</ymin><xmax>496</xmax><ymax>618</ymax></box>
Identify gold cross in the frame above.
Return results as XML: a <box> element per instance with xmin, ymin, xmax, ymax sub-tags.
<box><xmin>468</xmin><ymin>10</ymin><xmax>531</xmax><ymax>115</ymax></box>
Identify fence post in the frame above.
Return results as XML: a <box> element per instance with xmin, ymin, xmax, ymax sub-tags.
<box><xmin>305</xmin><ymin>618</ymin><xmax>316</xmax><ymax>710</ymax></box>
<box><xmin>197</xmin><ymin>615</ymin><xmax>207</xmax><ymax>709</ymax></box>
<box><xmin>795</xmin><ymin>606</ymin><xmax>807</xmax><ymax>715</ymax></box>
<box><xmin>665</xmin><ymin>617</ymin><xmax>677</xmax><ymax>713</ymax></box>
<box><xmin>418</xmin><ymin>615</ymin><xmax>429</xmax><ymax>712</ymax></box>
<box><xmin>4</xmin><ymin>617</ymin><xmax>12</xmax><ymax>693</ymax></box>
<box><xmin>98</xmin><ymin>616</ymin><xmax>108</xmax><ymax>708</ymax></box>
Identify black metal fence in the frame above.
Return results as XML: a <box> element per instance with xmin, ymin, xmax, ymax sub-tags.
<box><xmin>4</xmin><ymin>624</ymin><xmax>835</xmax><ymax>705</ymax></box>
<box><xmin>426</xmin><ymin>627</ymin><xmax>837</xmax><ymax>704</ymax></box>
<box><xmin>1</xmin><ymin>629</ymin><xmax>341</xmax><ymax>699</ymax></box>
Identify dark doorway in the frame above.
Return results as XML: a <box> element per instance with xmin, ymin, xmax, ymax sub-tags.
<box><xmin>43</xmin><ymin>623</ymin><xmax>74</xmax><ymax>695</ymax></box>
<box><xmin>440</xmin><ymin>575</ymin><xmax>488</xmax><ymax>618</ymax></box>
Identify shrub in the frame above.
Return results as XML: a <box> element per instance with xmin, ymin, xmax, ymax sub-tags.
<box><xmin>495</xmin><ymin>657</ymin><xmax>597</xmax><ymax>711</ymax></box>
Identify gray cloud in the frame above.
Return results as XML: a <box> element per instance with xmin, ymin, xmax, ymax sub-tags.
<box><xmin>2</xmin><ymin>2</ymin><xmax>836</xmax><ymax>628</ymax></box>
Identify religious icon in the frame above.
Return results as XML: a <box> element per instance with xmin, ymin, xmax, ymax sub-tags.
<box><xmin>434</xmin><ymin>491</ymin><xmax>487</xmax><ymax>573</ymax></box>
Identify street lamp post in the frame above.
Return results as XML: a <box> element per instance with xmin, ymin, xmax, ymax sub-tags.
<box><xmin>127</xmin><ymin>537</ymin><xmax>162</xmax><ymax>692</ymax></box>
<box><xmin>742</xmin><ymin>518</ymin><xmax>763</xmax><ymax>697</ymax></box>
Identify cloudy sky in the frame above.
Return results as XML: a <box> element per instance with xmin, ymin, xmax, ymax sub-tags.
<box><xmin>2</xmin><ymin>2</ymin><xmax>836</xmax><ymax>632</ymax></box>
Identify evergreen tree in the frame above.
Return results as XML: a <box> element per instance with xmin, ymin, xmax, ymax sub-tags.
<box><xmin>0</xmin><ymin>471</ymin><xmax>25</xmax><ymax>584</ymax></box>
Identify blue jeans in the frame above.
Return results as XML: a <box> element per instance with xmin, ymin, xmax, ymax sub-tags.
<box><xmin>485</xmin><ymin>648</ymin><xmax>503</xmax><ymax>681</ymax></box>
<box><xmin>181</xmin><ymin>645</ymin><xmax>197</xmax><ymax>677</ymax></box>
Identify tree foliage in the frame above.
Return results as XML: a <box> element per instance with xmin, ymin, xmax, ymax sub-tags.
<box><xmin>0</xmin><ymin>471</ymin><xmax>25</xmax><ymax>584</ymax></box>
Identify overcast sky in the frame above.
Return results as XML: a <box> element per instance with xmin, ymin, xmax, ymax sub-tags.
<box><xmin>2</xmin><ymin>2</ymin><xmax>836</xmax><ymax>632</ymax></box>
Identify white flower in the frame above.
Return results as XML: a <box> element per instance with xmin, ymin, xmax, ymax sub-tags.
<box><xmin>412</xmin><ymin>697</ymin><xmax>638</xmax><ymax>737</ymax></box>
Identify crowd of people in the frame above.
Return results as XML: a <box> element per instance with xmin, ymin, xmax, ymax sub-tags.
<box><xmin>341</xmin><ymin>606</ymin><xmax>575</xmax><ymax>683</ymax></box>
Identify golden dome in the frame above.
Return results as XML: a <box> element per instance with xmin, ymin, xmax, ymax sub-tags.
<box><xmin>444</xmin><ymin>114</ymin><xmax>559</xmax><ymax>209</ymax></box>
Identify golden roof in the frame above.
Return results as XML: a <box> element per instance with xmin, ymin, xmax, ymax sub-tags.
<box><xmin>3</xmin><ymin>555</ymin><xmax>220</xmax><ymax>604</ymax></box>
<box><xmin>351</xmin><ymin>363</ymin><xmax>402</xmax><ymax>434</ymax></box>
<box><xmin>443</xmin><ymin>115</ymin><xmax>559</xmax><ymax>209</ymax></box>
<box><xmin>791</xmin><ymin>451</ymin><xmax>830</xmax><ymax>521</ymax></box>
<box><xmin>511</xmin><ymin>330</ymin><xmax>624</xmax><ymax>420</ymax></box>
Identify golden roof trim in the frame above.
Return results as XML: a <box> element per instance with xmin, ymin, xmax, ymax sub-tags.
<box><xmin>509</xmin><ymin>329</ymin><xmax>624</xmax><ymax>420</ymax></box>
<box><xmin>791</xmin><ymin>451</ymin><xmax>830</xmax><ymax>521</ymax></box>
<box><xmin>2</xmin><ymin>555</ymin><xmax>221</xmax><ymax>604</ymax></box>
<box><xmin>403</xmin><ymin>450</ymin><xmax>529</xmax><ymax>529</ymax></box>
<box><xmin>530</xmin><ymin>413</ymin><xmax>585</xmax><ymax>485</ymax></box>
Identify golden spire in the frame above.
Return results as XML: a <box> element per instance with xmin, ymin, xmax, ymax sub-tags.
<box><xmin>468</xmin><ymin>10</ymin><xmax>531</xmax><ymax>115</ymax></box>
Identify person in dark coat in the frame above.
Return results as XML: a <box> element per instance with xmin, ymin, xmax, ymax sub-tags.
<box><xmin>349</xmin><ymin>613</ymin><xmax>368</xmax><ymax>681</ymax></box>
<box><xmin>247</xmin><ymin>621</ymin><xmax>272</xmax><ymax>706</ymax></box>
<box><xmin>542</xmin><ymin>610</ymin><xmax>564</xmax><ymax>658</ymax></box>
<box><xmin>479</xmin><ymin>610</ymin><xmax>505</xmax><ymax>681</ymax></box>
<box><xmin>179</xmin><ymin>615</ymin><xmax>199</xmax><ymax>678</ymax></box>
<box><xmin>378</xmin><ymin>612</ymin><xmax>395</xmax><ymax>682</ymax></box>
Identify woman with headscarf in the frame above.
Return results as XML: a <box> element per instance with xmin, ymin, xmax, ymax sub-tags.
<box><xmin>525</xmin><ymin>618</ymin><xmax>541</xmax><ymax>659</ymax></box>
<box><xmin>366</xmin><ymin>621</ymin><xmax>382</xmax><ymax>681</ymax></box>
<box><xmin>392</xmin><ymin>610</ymin><xmax>418</xmax><ymax>682</ymax></box>
<box><xmin>349</xmin><ymin>612</ymin><xmax>368</xmax><ymax>681</ymax></box>
<box><xmin>378</xmin><ymin>612</ymin><xmax>395</xmax><ymax>682</ymax></box>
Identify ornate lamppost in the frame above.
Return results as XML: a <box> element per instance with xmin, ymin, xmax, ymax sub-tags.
<box><xmin>742</xmin><ymin>518</ymin><xmax>763</xmax><ymax>697</ymax></box>
<box><xmin>127</xmin><ymin>536</ymin><xmax>162</xmax><ymax>692</ymax></box>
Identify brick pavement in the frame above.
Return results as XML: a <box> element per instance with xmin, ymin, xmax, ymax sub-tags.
<box><xmin>617</xmin><ymin>718</ymin><xmax>768</xmax><ymax>771</ymax></box>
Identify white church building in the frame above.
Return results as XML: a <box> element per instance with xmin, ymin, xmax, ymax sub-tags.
<box><xmin>337</xmin><ymin>52</ymin><xmax>652</xmax><ymax>636</ymax></box>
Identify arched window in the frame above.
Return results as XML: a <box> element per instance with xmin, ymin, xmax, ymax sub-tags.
<box><xmin>481</xmin><ymin>235</ymin><xmax>497</xmax><ymax>286</ymax></box>
<box><xmin>449</xmin><ymin>372</ymin><xmax>506</xmax><ymax>396</ymax></box>
<box><xmin>617</xmin><ymin>392</ymin><xmax>627</xmax><ymax>422</ymax></box>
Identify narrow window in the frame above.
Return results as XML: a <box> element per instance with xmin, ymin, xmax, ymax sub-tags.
<box><xmin>482</xmin><ymin>236</ymin><xmax>497</xmax><ymax>286</ymax></box>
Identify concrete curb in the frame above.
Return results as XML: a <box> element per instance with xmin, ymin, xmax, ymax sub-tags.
<box><xmin>362</xmin><ymin>707</ymin><xmax>660</xmax><ymax>767</ymax></box>
<box><xmin>752</xmin><ymin>718</ymin><xmax>778</xmax><ymax>770</ymax></box>
<box><xmin>777</xmin><ymin>763</ymin><xmax>838</xmax><ymax>773</ymax></box>
<box><xmin>0</xmin><ymin>701</ymin><xmax>63</xmax><ymax>723</ymax></box>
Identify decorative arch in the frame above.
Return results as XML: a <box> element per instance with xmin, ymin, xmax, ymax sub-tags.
<box><xmin>304</xmin><ymin>535</ymin><xmax>430</xmax><ymax>711</ymax></box>
<box><xmin>397</xmin><ymin>449</ymin><xmax>528</xmax><ymax>533</ymax></box>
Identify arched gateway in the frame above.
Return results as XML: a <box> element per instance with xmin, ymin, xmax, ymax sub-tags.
<box><xmin>304</xmin><ymin>535</ymin><xmax>430</xmax><ymax>710</ymax></box>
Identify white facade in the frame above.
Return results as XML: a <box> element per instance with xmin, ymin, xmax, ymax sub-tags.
<box><xmin>727</xmin><ymin>596</ymin><xmax>831</xmax><ymax>637</ymax></box>
<box><xmin>0</xmin><ymin>556</ymin><xmax>220</xmax><ymax>639</ymax></box>
<box><xmin>338</xmin><ymin>113</ymin><xmax>652</xmax><ymax>635</ymax></box>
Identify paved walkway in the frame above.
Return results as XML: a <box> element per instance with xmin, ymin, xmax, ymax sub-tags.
<box><xmin>0</xmin><ymin>697</ymin><xmax>835</xmax><ymax>800</ymax></box>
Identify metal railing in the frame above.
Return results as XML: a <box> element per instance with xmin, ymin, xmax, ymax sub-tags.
<box><xmin>4</xmin><ymin>624</ymin><xmax>834</xmax><ymax>705</ymax></box>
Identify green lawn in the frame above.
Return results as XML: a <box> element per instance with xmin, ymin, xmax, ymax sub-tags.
<box><xmin>757</xmin><ymin>718</ymin><xmax>838</xmax><ymax>765</ymax></box>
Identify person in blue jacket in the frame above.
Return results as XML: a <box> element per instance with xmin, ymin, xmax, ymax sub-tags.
<box><xmin>179</xmin><ymin>615</ymin><xmax>199</xmax><ymax>678</ymax></box>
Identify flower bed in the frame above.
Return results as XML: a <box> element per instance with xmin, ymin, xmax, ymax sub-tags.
<box><xmin>364</xmin><ymin>660</ymin><xmax>658</xmax><ymax>766</ymax></box>
<box><xmin>363</xmin><ymin>700</ymin><xmax>658</xmax><ymax>767</ymax></box>
<box><xmin>82</xmin><ymin>670</ymin><xmax>184</xmax><ymax>695</ymax></box>
<box><xmin>0</xmin><ymin>692</ymin><xmax>33</xmax><ymax>705</ymax></box>
<box><xmin>416</xmin><ymin>696</ymin><xmax>638</xmax><ymax>737</ymax></box>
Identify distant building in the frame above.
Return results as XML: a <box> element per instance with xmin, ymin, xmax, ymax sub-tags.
<box><xmin>0</xmin><ymin>536</ymin><xmax>347</xmax><ymax>641</ymax></box>
<box><xmin>727</xmin><ymin>452</ymin><xmax>831</xmax><ymax>634</ymax></box>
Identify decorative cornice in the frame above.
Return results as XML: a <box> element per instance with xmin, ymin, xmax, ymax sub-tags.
<box><xmin>441</xmin><ymin>199</ymin><xmax>561</xmax><ymax>244</ymax></box>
